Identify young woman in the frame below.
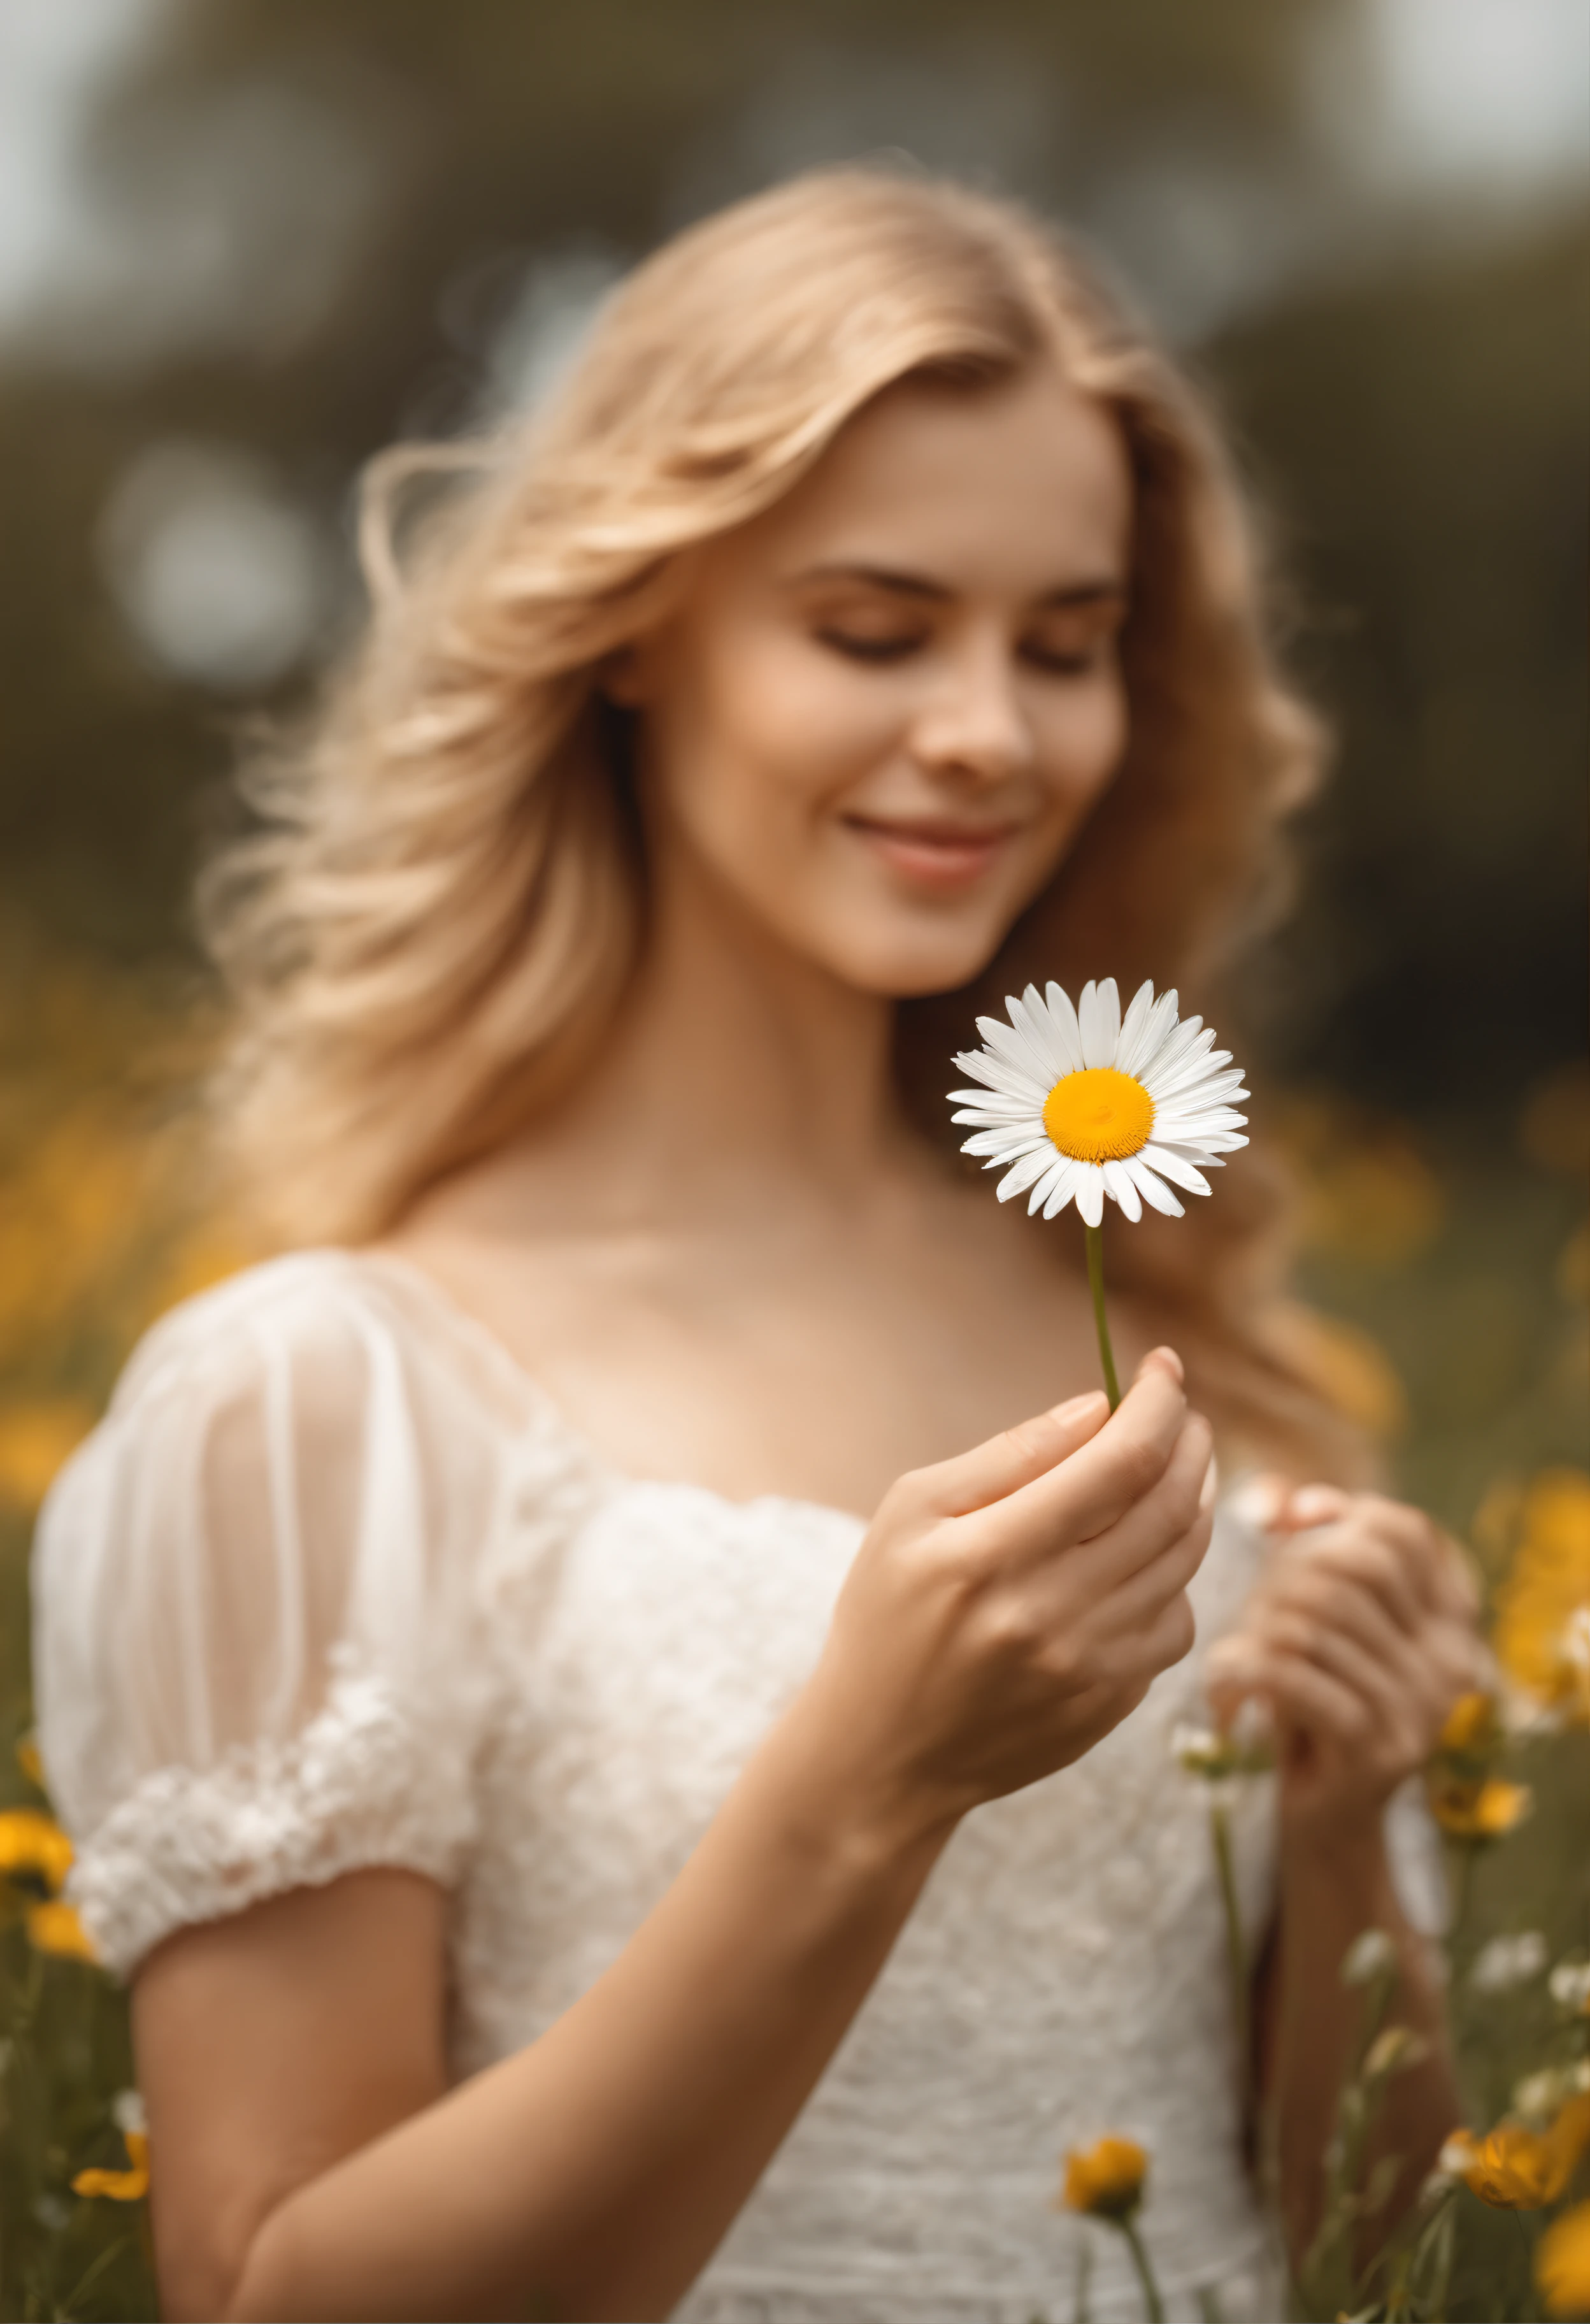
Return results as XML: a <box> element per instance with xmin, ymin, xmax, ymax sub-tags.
<box><xmin>35</xmin><ymin>169</ymin><xmax>1480</xmax><ymax>2323</ymax></box>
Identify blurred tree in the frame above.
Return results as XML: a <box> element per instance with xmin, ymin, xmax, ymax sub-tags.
<box><xmin>1221</xmin><ymin>215</ymin><xmax>1589</xmax><ymax>1104</ymax></box>
<box><xmin>0</xmin><ymin>0</ymin><xmax>1582</xmax><ymax>1116</ymax></box>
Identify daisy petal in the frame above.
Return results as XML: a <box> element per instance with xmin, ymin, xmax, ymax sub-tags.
<box><xmin>952</xmin><ymin>1051</ymin><xmax>1023</xmax><ymax>1095</ymax></box>
<box><xmin>1028</xmin><ymin>1156</ymin><xmax>1071</xmax><ymax>1216</ymax></box>
<box><xmin>1006</xmin><ymin>989</ymin><xmax>1069</xmax><ymax>1082</ymax></box>
<box><xmin>1102</xmin><ymin>1159</ymin><xmax>1142</xmax><ymax>1221</ymax></box>
<box><xmin>1078</xmin><ymin>978</ymin><xmax>1121</xmax><ymax>1069</ymax></box>
<box><xmin>1154</xmin><ymin>1056</ymin><xmax>1242</xmax><ymax>1103</ymax></box>
<box><xmin>1114</xmin><ymin>982</ymin><xmax>1157</xmax><ymax>1077</ymax></box>
<box><xmin>1138</xmin><ymin>1144</ymin><xmax>1211</xmax><ymax>1197</ymax></box>
<box><xmin>1042</xmin><ymin>982</ymin><xmax>1086</xmax><ymax>1073</ymax></box>
<box><xmin>1138</xmin><ymin>1018</ymin><xmax>1207</xmax><ymax>1093</ymax></box>
<box><xmin>997</xmin><ymin>1146</ymin><xmax>1057</xmax><ymax>1202</ymax></box>
<box><xmin>1155</xmin><ymin>1111</ymin><xmax>1248</xmax><ymax>1142</ymax></box>
<box><xmin>1127</xmin><ymin>989</ymin><xmax>1180</xmax><ymax>1079</ymax></box>
<box><xmin>1125</xmin><ymin>1155</ymin><xmax>1185</xmax><ymax>1217</ymax></box>
<box><xmin>950</xmin><ymin>1115</ymin><xmax>1034</xmax><ymax>1137</ymax></box>
<box><xmin>1152</xmin><ymin>1028</ymin><xmax>1219</xmax><ymax>1087</ymax></box>
<box><xmin>973</xmin><ymin>1019</ymin><xmax>1052</xmax><ymax>1096</ymax></box>
<box><xmin>961</xmin><ymin>1128</ymin><xmax>1050</xmax><ymax>1161</ymax></box>
<box><xmin>1042</xmin><ymin>1160</ymin><xmax>1081</xmax><ymax>1219</ymax></box>
<box><xmin>949</xmin><ymin>1091</ymin><xmax>1047</xmax><ymax>1120</ymax></box>
<box><xmin>1075</xmin><ymin>1164</ymin><xmax>1106</xmax><ymax>1228</ymax></box>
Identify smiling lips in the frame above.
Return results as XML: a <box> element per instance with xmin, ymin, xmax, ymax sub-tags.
<box><xmin>843</xmin><ymin>814</ymin><xmax>1021</xmax><ymax>891</ymax></box>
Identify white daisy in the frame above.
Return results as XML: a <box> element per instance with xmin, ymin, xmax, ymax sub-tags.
<box><xmin>948</xmin><ymin>977</ymin><xmax>1249</xmax><ymax>1230</ymax></box>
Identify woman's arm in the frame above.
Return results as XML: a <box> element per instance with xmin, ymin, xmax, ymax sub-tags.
<box><xmin>1210</xmin><ymin>1487</ymin><xmax>1483</xmax><ymax>2270</ymax></box>
<box><xmin>138</xmin><ymin>1352</ymin><xmax>1214</xmax><ymax>2323</ymax></box>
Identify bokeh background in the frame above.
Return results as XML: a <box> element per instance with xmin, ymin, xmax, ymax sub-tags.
<box><xmin>0</xmin><ymin>3</ymin><xmax>1585</xmax><ymax>2316</ymax></box>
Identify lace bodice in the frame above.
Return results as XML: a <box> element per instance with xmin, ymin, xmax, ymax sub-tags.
<box><xmin>33</xmin><ymin>1251</ymin><xmax>1439</xmax><ymax>2322</ymax></box>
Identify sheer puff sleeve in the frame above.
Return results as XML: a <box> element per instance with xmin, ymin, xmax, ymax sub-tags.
<box><xmin>31</xmin><ymin>1253</ymin><xmax>508</xmax><ymax>1981</ymax></box>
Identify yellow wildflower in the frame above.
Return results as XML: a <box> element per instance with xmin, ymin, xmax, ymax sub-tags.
<box><xmin>1438</xmin><ymin>1689</ymin><xmax>1496</xmax><ymax>1756</ymax></box>
<box><xmin>0</xmin><ymin>1398</ymin><xmax>95</xmax><ymax>1512</ymax></box>
<box><xmin>1445</xmin><ymin>2097</ymin><xmax>1590</xmax><ymax>2209</ymax></box>
<box><xmin>1059</xmin><ymin>2134</ymin><xmax>1149</xmax><ymax>2220</ymax></box>
<box><xmin>0</xmin><ymin>1807</ymin><xmax>73</xmax><ymax>1891</ymax></box>
<box><xmin>1427</xmin><ymin>1774</ymin><xmax>1531</xmax><ymax>1840</ymax></box>
<box><xmin>1538</xmin><ymin>2198</ymin><xmax>1590</xmax><ymax>2320</ymax></box>
<box><xmin>27</xmin><ymin>1898</ymin><xmax>99</xmax><ymax>1962</ymax></box>
<box><xmin>73</xmin><ymin>2129</ymin><xmax>149</xmax><ymax>2202</ymax></box>
<box><xmin>1493</xmin><ymin>1469</ymin><xmax>1590</xmax><ymax>1723</ymax></box>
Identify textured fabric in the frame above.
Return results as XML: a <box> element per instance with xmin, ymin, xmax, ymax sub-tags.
<box><xmin>32</xmin><ymin>1248</ymin><xmax>1421</xmax><ymax>2322</ymax></box>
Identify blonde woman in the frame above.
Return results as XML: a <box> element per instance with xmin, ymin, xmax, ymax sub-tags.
<box><xmin>35</xmin><ymin>170</ymin><xmax>1479</xmax><ymax>2323</ymax></box>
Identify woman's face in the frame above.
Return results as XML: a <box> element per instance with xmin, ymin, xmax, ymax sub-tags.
<box><xmin>619</xmin><ymin>362</ymin><xmax>1133</xmax><ymax>996</ymax></box>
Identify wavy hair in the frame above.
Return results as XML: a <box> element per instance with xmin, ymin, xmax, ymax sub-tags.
<box><xmin>203</xmin><ymin>166</ymin><xmax>1369</xmax><ymax>1480</ymax></box>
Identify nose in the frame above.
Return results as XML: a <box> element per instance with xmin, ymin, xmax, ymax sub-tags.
<box><xmin>908</xmin><ymin>630</ymin><xmax>1036</xmax><ymax>786</ymax></box>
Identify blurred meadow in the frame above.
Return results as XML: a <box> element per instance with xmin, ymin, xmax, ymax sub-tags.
<box><xmin>0</xmin><ymin>1</ymin><xmax>1586</xmax><ymax>2316</ymax></box>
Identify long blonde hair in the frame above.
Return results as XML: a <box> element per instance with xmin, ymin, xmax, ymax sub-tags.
<box><xmin>203</xmin><ymin>166</ymin><xmax>1368</xmax><ymax>1479</ymax></box>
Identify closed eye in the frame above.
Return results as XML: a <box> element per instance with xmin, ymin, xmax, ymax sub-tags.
<box><xmin>1021</xmin><ymin>639</ymin><xmax>1111</xmax><ymax>677</ymax></box>
<box><xmin>815</xmin><ymin>628</ymin><xmax>925</xmax><ymax>663</ymax></box>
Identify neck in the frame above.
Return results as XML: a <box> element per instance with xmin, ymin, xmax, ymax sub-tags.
<box><xmin>502</xmin><ymin>840</ymin><xmax>927</xmax><ymax>1227</ymax></box>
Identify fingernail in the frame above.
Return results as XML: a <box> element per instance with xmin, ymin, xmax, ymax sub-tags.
<box><xmin>1291</xmin><ymin>1486</ymin><xmax>1340</xmax><ymax>1524</ymax></box>
<box><xmin>1227</xmin><ymin>1478</ymin><xmax>1283</xmax><ymax>1533</ymax></box>
<box><xmin>1141</xmin><ymin>1345</ymin><xmax>1184</xmax><ymax>1384</ymax></box>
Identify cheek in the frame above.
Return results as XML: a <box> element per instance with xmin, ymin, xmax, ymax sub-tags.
<box><xmin>1047</xmin><ymin>671</ymin><xmax>1129</xmax><ymax>798</ymax></box>
<box><xmin>1021</xmin><ymin>674</ymin><xmax>1129</xmax><ymax>861</ymax></box>
<box><xmin>662</xmin><ymin>631</ymin><xmax>901</xmax><ymax>841</ymax></box>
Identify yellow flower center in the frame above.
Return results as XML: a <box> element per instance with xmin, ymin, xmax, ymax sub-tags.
<box><xmin>1042</xmin><ymin>1066</ymin><xmax>1155</xmax><ymax>1163</ymax></box>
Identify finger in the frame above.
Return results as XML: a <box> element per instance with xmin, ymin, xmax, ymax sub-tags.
<box><xmin>1273</xmin><ymin>1482</ymin><xmax>1352</xmax><ymax>1534</ymax></box>
<box><xmin>1204</xmin><ymin>1635</ymin><xmax>1266</xmax><ymax>1726</ymax></box>
<box><xmin>1265</xmin><ymin>1523</ymin><xmax>1424</xmax><ymax>1636</ymax></box>
<box><xmin>1273</xmin><ymin>1563</ymin><xmax>1480</xmax><ymax>1739</ymax></box>
<box><xmin>1259</xmin><ymin>1560</ymin><xmax>1416</xmax><ymax>1675</ymax></box>
<box><xmin>1087</xmin><ymin>1500</ymin><xmax>1212</xmax><ymax>1639</ymax></box>
<box><xmin>990</xmin><ymin>1354</ymin><xmax>1191</xmax><ymax>1554</ymax></box>
<box><xmin>1139</xmin><ymin>1587</ymin><xmax>1198</xmax><ymax>1676</ymax></box>
<box><xmin>1345</xmin><ymin>1496</ymin><xmax>1457</xmax><ymax>1616</ymax></box>
<box><xmin>1029</xmin><ymin>1431</ymin><xmax>1214</xmax><ymax>1639</ymax></box>
<box><xmin>1254</xmin><ymin>1603</ymin><xmax>1407</xmax><ymax>1729</ymax></box>
<box><xmin>1340</xmin><ymin>1496</ymin><xmax>1475</xmax><ymax>1628</ymax></box>
<box><xmin>1235</xmin><ymin>1644</ymin><xmax>1375</xmax><ymax>1750</ymax></box>
<box><xmin>921</xmin><ymin>1388</ymin><xmax>1112</xmax><ymax>1519</ymax></box>
<box><xmin>1066</xmin><ymin>1412</ymin><xmax>1216</xmax><ymax>1596</ymax></box>
<box><xmin>1227</xmin><ymin>1470</ymin><xmax>1292</xmax><ymax>1532</ymax></box>
<box><xmin>1419</xmin><ymin>1619</ymin><xmax>1493</xmax><ymax>1724</ymax></box>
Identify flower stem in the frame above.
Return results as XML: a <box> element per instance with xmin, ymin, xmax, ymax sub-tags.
<box><xmin>1209</xmin><ymin>1797</ymin><xmax>1252</xmax><ymax>2114</ymax></box>
<box><xmin>1118</xmin><ymin>2217</ymin><xmax>1166</xmax><ymax>2324</ymax></box>
<box><xmin>1084</xmin><ymin>1223</ymin><xmax>1121</xmax><ymax>1411</ymax></box>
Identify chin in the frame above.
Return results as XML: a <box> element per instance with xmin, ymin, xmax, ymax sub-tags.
<box><xmin>831</xmin><ymin>916</ymin><xmax>1010</xmax><ymax>1001</ymax></box>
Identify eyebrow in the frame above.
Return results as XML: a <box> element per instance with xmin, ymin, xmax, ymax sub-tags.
<box><xmin>789</xmin><ymin>560</ymin><xmax>1128</xmax><ymax>608</ymax></box>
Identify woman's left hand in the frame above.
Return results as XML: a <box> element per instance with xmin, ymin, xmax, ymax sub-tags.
<box><xmin>1205</xmin><ymin>1484</ymin><xmax>1486</xmax><ymax>1844</ymax></box>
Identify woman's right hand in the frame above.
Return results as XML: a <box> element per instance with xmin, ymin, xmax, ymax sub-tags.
<box><xmin>795</xmin><ymin>1348</ymin><xmax>1214</xmax><ymax>1846</ymax></box>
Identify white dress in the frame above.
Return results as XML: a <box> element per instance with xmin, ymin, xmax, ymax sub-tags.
<box><xmin>31</xmin><ymin>1249</ymin><xmax>1439</xmax><ymax>2323</ymax></box>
